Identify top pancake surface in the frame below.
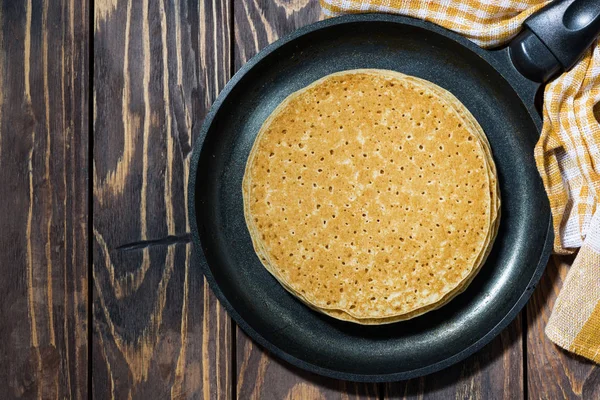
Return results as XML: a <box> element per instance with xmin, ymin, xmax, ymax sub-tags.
<box><xmin>243</xmin><ymin>69</ymin><xmax>492</xmax><ymax>319</ymax></box>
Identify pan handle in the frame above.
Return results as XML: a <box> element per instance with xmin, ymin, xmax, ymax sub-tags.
<box><xmin>509</xmin><ymin>0</ymin><xmax>600</xmax><ymax>83</ymax></box>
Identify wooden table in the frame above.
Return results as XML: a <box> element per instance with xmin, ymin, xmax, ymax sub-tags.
<box><xmin>2</xmin><ymin>0</ymin><xmax>598</xmax><ymax>399</ymax></box>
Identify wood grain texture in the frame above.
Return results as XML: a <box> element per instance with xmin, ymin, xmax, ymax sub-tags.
<box><xmin>234</xmin><ymin>0</ymin><xmax>323</xmax><ymax>72</ymax></box>
<box><xmin>93</xmin><ymin>0</ymin><xmax>232</xmax><ymax>398</ymax></box>
<box><xmin>234</xmin><ymin>1</ymin><xmax>378</xmax><ymax>398</ymax></box>
<box><xmin>237</xmin><ymin>330</ymin><xmax>380</xmax><ymax>400</ymax></box>
<box><xmin>527</xmin><ymin>256</ymin><xmax>600</xmax><ymax>400</ymax></box>
<box><xmin>384</xmin><ymin>316</ymin><xmax>523</xmax><ymax>399</ymax></box>
<box><xmin>0</xmin><ymin>0</ymin><xmax>89</xmax><ymax>398</ymax></box>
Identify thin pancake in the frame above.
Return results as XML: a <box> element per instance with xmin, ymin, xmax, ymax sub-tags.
<box><xmin>243</xmin><ymin>69</ymin><xmax>494</xmax><ymax>320</ymax></box>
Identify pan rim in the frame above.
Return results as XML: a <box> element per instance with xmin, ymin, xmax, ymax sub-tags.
<box><xmin>188</xmin><ymin>13</ymin><xmax>553</xmax><ymax>382</ymax></box>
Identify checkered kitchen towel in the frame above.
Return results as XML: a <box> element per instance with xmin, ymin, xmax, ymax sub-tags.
<box><xmin>321</xmin><ymin>0</ymin><xmax>600</xmax><ymax>363</ymax></box>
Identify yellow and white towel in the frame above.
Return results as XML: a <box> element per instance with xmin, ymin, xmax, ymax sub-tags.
<box><xmin>321</xmin><ymin>0</ymin><xmax>600</xmax><ymax>363</ymax></box>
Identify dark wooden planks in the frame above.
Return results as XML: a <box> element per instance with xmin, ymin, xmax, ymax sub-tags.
<box><xmin>0</xmin><ymin>0</ymin><xmax>89</xmax><ymax>398</ymax></box>
<box><xmin>384</xmin><ymin>316</ymin><xmax>523</xmax><ymax>399</ymax></box>
<box><xmin>527</xmin><ymin>256</ymin><xmax>600</xmax><ymax>400</ymax></box>
<box><xmin>234</xmin><ymin>0</ymin><xmax>323</xmax><ymax>72</ymax></box>
<box><xmin>233</xmin><ymin>1</ymin><xmax>379</xmax><ymax>398</ymax></box>
<box><xmin>93</xmin><ymin>0</ymin><xmax>232</xmax><ymax>398</ymax></box>
<box><xmin>237</xmin><ymin>330</ymin><xmax>380</xmax><ymax>400</ymax></box>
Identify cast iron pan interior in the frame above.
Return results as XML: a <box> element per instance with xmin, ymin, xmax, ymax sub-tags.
<box><xmin>189</xmin><ymin>14</ymin><xmax>553</xmax><ymax>382</ymax></box>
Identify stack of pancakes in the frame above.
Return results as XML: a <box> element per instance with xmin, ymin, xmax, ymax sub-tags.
<box><xmin>243</xmin><ymin>69</ymin><xmax>500</xmax><ymax>324</ymax></box>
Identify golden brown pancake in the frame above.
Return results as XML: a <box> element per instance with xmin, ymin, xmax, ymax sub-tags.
<box><xmin>243</xmin><ymin>69</ymin><xmax>499</xmax><ymax>322</ymax></box>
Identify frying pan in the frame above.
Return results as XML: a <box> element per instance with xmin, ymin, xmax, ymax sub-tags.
<box><xmin>189</xmin><ymin>0</ymin><xmax>600</xmax><ymax>381</ymax></box>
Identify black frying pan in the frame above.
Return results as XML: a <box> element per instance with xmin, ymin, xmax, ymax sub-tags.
<box><xmin>189</xmin><ymin>0</ymin><xmax>600</xmax><ymax>382</ymax></box>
